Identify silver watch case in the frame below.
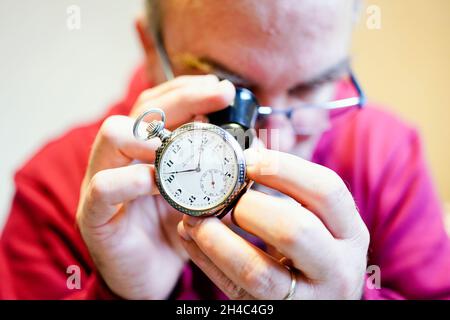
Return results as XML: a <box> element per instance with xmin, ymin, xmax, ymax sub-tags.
<box><xmin>154</xmin><ymin>122</ymin><xmax>248</xmax><ymax>217</ymax></box>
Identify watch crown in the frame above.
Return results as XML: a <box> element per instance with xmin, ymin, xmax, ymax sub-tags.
<box><xmin>146</xmin><ymin>120</ymin><xmax>163</xmax><ymax>137</ymax></box>
<box><xmin>146</xmin><ymin>120</ymin><xmax>171</xmax><ymax>142</ymax></box>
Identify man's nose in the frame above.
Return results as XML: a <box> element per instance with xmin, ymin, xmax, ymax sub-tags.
<box><xmin>255</xmin><ymin>93</ymin><xmax>296</xmax><ymax>152</ymax></box>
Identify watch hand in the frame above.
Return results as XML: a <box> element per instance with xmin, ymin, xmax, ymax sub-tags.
<box><xmin>163</xmin><ymin>168</ymin><xmax>198</xmax><ymax>174</ymax></box>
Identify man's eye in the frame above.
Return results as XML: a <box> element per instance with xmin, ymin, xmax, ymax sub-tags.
<box><xmin>288</xmin><ymin>78</ymin><xmax>335</xmax><ymax>99</ymax></box>
<box><xmin>288</xmin><ymin>85</ymin><xmax>318</xmax><ymax>99</ymax></box>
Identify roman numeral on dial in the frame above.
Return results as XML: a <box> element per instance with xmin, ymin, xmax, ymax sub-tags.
<box><xmin>165</xmin><ymin>175</ymin><xmax>175</xmax><ymax>183</ymax></box>
<box><xmin>165</xmin><ymin>160</ymin><xmax>174</xmax><ymax>167</ymax></box>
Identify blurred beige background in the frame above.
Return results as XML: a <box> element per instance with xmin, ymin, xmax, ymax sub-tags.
<box><xmin>351</xmin><ymin>0</ymin><xmax>450</xmax><ymax>229</ymax></box>
<box><xmin>0</xmin><ymin>1</ymin><xmax>449</xmax><ymax>229</ymax></box>
<box><xmin>0</xmin><ymin>0</ymin><xmax>142</xmax><ymax>229</ymax></box>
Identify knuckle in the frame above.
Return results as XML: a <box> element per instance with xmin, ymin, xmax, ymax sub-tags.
<box><xmin>88</xmin><ymin>171</ymin><xmax>111</xmax><ymax>203</ymax></box>
<box><xmin>335</xmin><ymin>271</ymin><xmax>354</xmax><ymax>298</ymax></box>
<box><xmin>357</xmin><ymin>223</ymin><xmax>371</xmax><ymax>248</ymax></box>
<box><xmin>318</xmin><ymin>170</ymin><xmax>349</xmax><ymax>209</ymax></box>
<box><xmin>240</xmin><ymin>256</ymin><xmax>274</xmax><ymax>298</ymax></box>
<box><xmin>131</xmin><ymin>167</ymin><xmax>151</xmax><ymax>191</ymax></box>
<box><xmin>179</xmin><ymin>85</ymin><xmax>200</xmax><ymax>98</ymax></box>
<box><xmin>136</xmin><ymin>88</ymin><xmax>156</xmax><ymax>104</ymax></box>
<box><xmin>277</xmin><ymin>225</ymin><xmax>300</xmax><ymax>249</ymax></box>
<box><xmin>331</xmin><ymin>247</ymin><xmax>367</xmax><ymax>299</ymax></box>
<box><xmin>188</xmin><ymin>219</ymin><xmax>212</xmax><ymax>245</ymax></box>
<box><xmin>99</xmin><ymin>115</ymin><xmax>123</xmax><ymax>143</ymax></box>
<box><xmin>335</xmin><ymin>268</ymin><xmax>364</xmax><ymax>299</ymax></box>
<box><xmin>277</xmin><ymin>211</ymin><xmax>313</xmax><ymax>250</ymax></box>
<box><xmin>223</xmin><ymin>280</ymin><xmax>247</xmax><ymax>300</ymax></box>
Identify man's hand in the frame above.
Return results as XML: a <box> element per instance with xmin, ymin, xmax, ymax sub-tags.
<box><xmin>178</xmin><ymin>147</ymin><xmax>370</xmax><ymax>299</ymax></box>
<box><xmin>76</xmin><ymin>75</ymin><xmax>235</xmax><ymax>299</ymax></box>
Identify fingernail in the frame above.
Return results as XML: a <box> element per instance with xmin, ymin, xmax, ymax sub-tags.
<box><xmin>218</xmin><ymin>79</ymin><xmax>236</xmax><ymax>103</ymax></box>
<box><xmin>177</xmin><ymin>222</ymin><xmax>191</xmax><ymax>241</ymax></box>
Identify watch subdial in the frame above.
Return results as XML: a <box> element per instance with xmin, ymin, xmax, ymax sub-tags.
<box><xmin>200</xmin><ymin>169</ymin><xmax>225</xmax><ymax>197</ymax></box>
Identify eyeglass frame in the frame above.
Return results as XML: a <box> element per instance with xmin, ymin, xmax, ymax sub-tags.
<box><xmin>151</xmin><ymin>29</ymin><xmax>366</xmax><ymax>118</ymax></box>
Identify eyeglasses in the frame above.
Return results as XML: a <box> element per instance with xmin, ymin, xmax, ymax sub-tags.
<box><xmin>152</xmin><ymin>31</ymin><xmax>366</xmax><ymax>134</ymax></box>
<box><xmin>257</xmin><ymin>72</ymin><xmax>366</xmax><ymax>116</ymax></box>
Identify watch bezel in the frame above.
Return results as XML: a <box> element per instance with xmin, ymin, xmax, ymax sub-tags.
<box><xmin>154</xmin><ymin>122</ymin><xmax>247</xmax><ymax>217</ymax></box>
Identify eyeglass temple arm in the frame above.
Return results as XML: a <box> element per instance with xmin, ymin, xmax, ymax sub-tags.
<box><xmin>153</xmin><ymin>30</ymin><xmax>175</xmax><ymax>81</ymax></box>
<box><xmin>313</xmin><ymin>70</ymin><xmax>367</xmax><ymax>110</ymax></box>
<box><xmin>350</xmin><ymin>70</ymin><xmax>366</xmax><ymax>108</ymax></box>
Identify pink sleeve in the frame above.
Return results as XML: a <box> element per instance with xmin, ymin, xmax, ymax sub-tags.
<box><xmin>363</xmin><ymin>129</ymin><xmax>450</xmax><ymax>299</ymax></box>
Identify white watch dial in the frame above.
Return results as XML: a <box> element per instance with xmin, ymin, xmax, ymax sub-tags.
<box><xmin>159</xmin><ymin>128</ymin><xmax>239</xmax><ymax>211</ymax></box>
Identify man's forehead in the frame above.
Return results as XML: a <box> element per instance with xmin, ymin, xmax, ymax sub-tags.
<box><xmin>162</xmin><ymin>0</ymin><xmax>354</xmax><ymax>87</ymax></box>
<box><xmin>162</xmin><ymin>0</ymin><xmax>352</xmax><ymax>36</ymax></box>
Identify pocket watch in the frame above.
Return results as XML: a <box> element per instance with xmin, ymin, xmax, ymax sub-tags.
<box><xmin>133</xmin><ymin>108</ymin><xmax>252</xmax><ymax>218</ymax></box>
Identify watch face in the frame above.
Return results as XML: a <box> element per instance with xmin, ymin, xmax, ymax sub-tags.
<box><xmin>157</xmin><ymin>124</ymin><xmax>242</xmax><ymax>213</ymax></box>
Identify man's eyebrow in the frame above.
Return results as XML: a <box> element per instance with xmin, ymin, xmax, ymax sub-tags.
<box><xmin>177</xmin><ymin>54</ymin><xmax>350</xmax><ymax>90</ymax></box>
<box><xmin>177</xmin><ymin>54</ymin><xmax>254</xmax><ymax>86</ymax></box>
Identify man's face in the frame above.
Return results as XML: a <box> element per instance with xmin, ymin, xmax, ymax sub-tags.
<box><xmin>152</xmin><ymin>0</ymin><xmax>356</xmax><ymax>153</ymax></box>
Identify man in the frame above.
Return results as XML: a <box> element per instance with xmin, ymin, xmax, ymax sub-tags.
<box><xmin>0</xmin><ymin>0</ymin><xmax>449</xmax><ymax>299</ymax></box>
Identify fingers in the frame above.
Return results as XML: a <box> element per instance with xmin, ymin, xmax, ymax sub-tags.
<box><xmin>87</xmin><ymin>115</ymin><xmax>160</xmax><ymax>180</ymax></box>
<box><xmin>178</xmin><ymin>216</ymin><xmax>311</xmax><ymax>299</ymax></box>
<box><xmin>244</xmin><ymin>147</ymin><xmax>364</xmax><ymax>239</ymax></box>
<box><xmin>79</xmin><ymin>163</ymin><xmax>158</xmax><ymax>228</ymax></box>
<box><xmin>131</xmin><ymin>74</ymin><xmax>222</xmax><ymax>115</ymax></box>
<box><xmin>177</xmin><ymin>224</ymin><xmax>254</xmax><ymax>300</ymax></box>
<box><xmin>131</xmin><ymin>76</ymin><xmax>235</xmax><ymax>129</ymax></box>
<box><xmin>232</xmin><ymin>190</ymin><xmax>338</xmax><ymax>281</ymax></box>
